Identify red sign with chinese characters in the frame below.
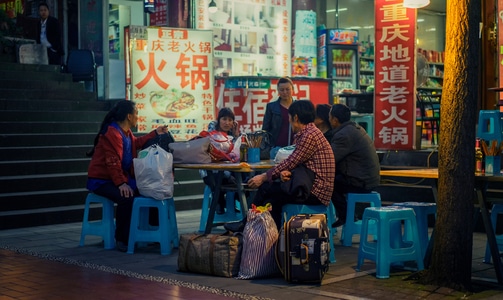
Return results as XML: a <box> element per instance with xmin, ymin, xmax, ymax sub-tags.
<box><xmin>374</xmin><ymin>0</ymin><xmax>417</xmax><ymax>150</ymax></box>
<box><xmin>214</xmin><ymin>77</ymin><xmax>330</xmax><ymax>133</ymax></box>
<box><xmin>130</xmin><ymin>27</ymin><xmax>214</xmax><ymax>141</ymax></box>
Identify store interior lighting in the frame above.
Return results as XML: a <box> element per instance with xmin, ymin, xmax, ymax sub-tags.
<box><xmin>403</xmin><ymin>0</ymin><xmax>430</xmax><ymax>8</ymax></box>
<box><xmin>208</xmin><ymin>0</ymin><xmax>217</xmax><ymax>13</ymax></box>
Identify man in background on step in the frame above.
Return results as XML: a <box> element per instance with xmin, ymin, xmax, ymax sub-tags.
<box><xmin>37</xmin><ymin>2</ymin><xmax>63</xmax><ymax>65</ymax></box>
<box><xmin>328</xmin><ymin>104</ymin><xmax>380</xmax><ymax>228</ymax></box>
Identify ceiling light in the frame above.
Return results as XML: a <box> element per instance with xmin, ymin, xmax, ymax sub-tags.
<box><xmin>403</xmin><ymin>0</ymin><xmax>430</xmax><ymax>8</ymax></box>
<box><xmin>208</xmin><ymin>0</ymin><xmax>217</xmax><ymax>13</ymax></box>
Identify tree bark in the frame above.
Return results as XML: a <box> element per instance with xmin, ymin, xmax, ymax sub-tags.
<box><xmin>419</xmin><ymin>0</ymin><xmax>481</xmax><ymax>291</ymax></box>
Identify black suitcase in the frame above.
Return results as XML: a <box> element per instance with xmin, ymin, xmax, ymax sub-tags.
<box><xmin>276</xmin><ymin>214</ymin><xmax>330</xmax><ymax>283</ymax></box>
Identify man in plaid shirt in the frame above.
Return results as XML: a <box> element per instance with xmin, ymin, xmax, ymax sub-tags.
<box><xmin>226</xmin><ymin>100</ymin><xmax>335</xmax><ymax>230</ymax></box>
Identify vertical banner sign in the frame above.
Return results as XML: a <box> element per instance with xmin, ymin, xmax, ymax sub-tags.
<box><xmin>195</xmin><ymin>0</ymin><xmax>291</xmax><ymax>77</ymax></box>
<box><xmin>149</xmin><ymin>0</ymin><xmax>168</xmax><ymax>26</ymax></box>
<box><xmin>79</xmin><ymin>0</ymin><xmax>103</xmax><ymax>65</ymax></box>
<box><xmin>213</xmin><ymin>78</ymin><xmax>329</xmax><ymax>133</ymax></box>
<box><xmin>374</xmin><ymin>0</ymin><xmax>416</xmax><ymax>150</ymax></box>
<box><xmin>499</xmin><ymin>0</ymin><xmax>503</xmax><ymax>104</ymax></box>
<box><xmin>130</xmin><ymin>27</ymin><xmax>214</xmax><ymax>140</ymax></box>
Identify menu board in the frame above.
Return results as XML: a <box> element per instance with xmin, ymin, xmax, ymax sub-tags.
<box><xmin>129</xmin><ymin>26</ymin><xmax>214</xmax><ymax>140</ymax></box>
<box><xmin>195</xmin><ymin>0</ymin><xmax>291</xmax><ymax>77</ymax></box>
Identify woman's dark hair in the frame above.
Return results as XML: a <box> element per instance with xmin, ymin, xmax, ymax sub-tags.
<box><xmin>86</xmin><ymin>100</ymin><xmax>136</xmax><ymax>157</ymax></box>
<box><xmin>316</xmin><ymin>104</ymin><xmax>331</xmax><ymax>128</ymax></box>
<box><xmin>216</xmin><ymin>107</ymin><xmax>235</xmax><ymax>131</ymax></box>
<box><xmin>277</xmin><ymin>76</ymin><xmax>294</xmax><ymax>88</ymax></box>
<box><xmin>330</xmin><ymin>104</ymin><xmax>351</xmax><ymax>123</ymax></box>
<box><xmin>288</xmin><ymin>100</ymin><xmax>315</xmax><ymax>124</ymax></box>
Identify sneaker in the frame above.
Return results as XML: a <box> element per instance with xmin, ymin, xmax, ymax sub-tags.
<box><xmin>116</xmin><ymin>240</ymin><xmax>128</xmax><ymax>252</ymax></box>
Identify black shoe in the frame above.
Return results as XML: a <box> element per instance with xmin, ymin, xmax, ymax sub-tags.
<box><xmin>116</xmin><ymin>240</ymin><xmax>128</xmax><ymax>252</ymax></box>
<box><xmin>224</xmin><ymin>218</ymin><xmax>247</xmax><ymax>232</ymax></box>
<box><xmin>332</xmin><ymin>219</ymin><xmax>346</xmax><ymax>228</ymax></box>
<box><xmin>216</xmin><ymin>205</ymin><xmax>225</xmax><ymax>215</ymax></box>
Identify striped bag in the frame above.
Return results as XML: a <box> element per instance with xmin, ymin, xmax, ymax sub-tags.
<box><xmin>236</xmin><ymin>204</ymin><xmax>280</xmax><ymax>279</ymax></box>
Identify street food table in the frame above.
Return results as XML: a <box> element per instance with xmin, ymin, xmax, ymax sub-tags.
<box><xmin>380</xmin><ymin>168</ymin><xmax>503</xmax><ymax>284</ymax></box>
<box><xmin>174</xmin><ymin>161</ymin><xmax>276</xmax><ymax>234</ymax></box>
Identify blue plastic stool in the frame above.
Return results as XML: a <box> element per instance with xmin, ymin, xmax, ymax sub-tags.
<box><xmin>477</xmin><ymin>110</ymin><xmax>503</xmax><ymax>142</ymax></box>
<box><xmin>79</xmin><ymin>193</ymin><xmax>116</xmax><ymax>249</ymax></box>
<box><xmin>340</xmin><ymin>192</ymin><xmax>381</xmax><ymax>247</ymax></box>
<box><xmin>199</xmin><ymin>186</ymin><xmax>244</xmax><ymax>232</ymax></box>
<box><xmin>127</xmin><ymin>197</ymin><xmax>179</xmax><ymax>255</ymax></box>
<box><xmin>281</xmin><ymin>203</ymin><xmax>337</xmax><ymax>263</ymax></box>
<box><xmin>352</xmin><ymin>114</ymin><xmax>374</xmax><ymax>140</ymax></box>
<box><xmin>484</xmin><ymin>204</ymin><xmax>503</xmax><ymax>263</ymax></box>
<box><xmin>392</xmin><ymin>202</ymin><xmax>436</xmax><ymax>258</ymax></box>
<box><xmin>356</xmin><ymin>206</ymin><xmax>424</xmax><ymax>279</ymax></box>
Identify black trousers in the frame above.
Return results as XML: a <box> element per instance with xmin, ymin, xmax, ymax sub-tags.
<box><xmin>252</xmin><ymin>180</ymin><xmax>320</xmax><ymax>229</ymax></box>
<box><xmin>93</xmin><ymin>182</ymin><xmax>136</xmax><ymax>244</ymax></box>
<box><xmin>332</xmin><ymin>176</ymin><xmax>373</xmax><ymax>222</ymax></box>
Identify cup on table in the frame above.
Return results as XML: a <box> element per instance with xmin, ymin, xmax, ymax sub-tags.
<box><xmin>247</xmin><ymin>148</ymin><xmax>260</xmax><ymax>163</ymax></box>
<box><xmin>485</xmin><ymin>156</ymin><xmax>501</xmax><ymax>175</ymax></box>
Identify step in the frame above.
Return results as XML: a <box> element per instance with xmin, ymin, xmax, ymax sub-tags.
<box><xmin>0</xmin><ymin>62</ymin><xmax>61</xmax><ymax>73</ymax></box>
<box><xmin>0</xmin><ymin>89</ymin><xmax>95</xmax><ymax>101</ymax></box>
<box><xmin>0</xmin><ymin>121</ymin><xmax>101</xmax><ymax>134</ymax></box>
<box><xmin>0</xmin><ymin>79</ymin><xmax>85</xmax><ymax>90</ymax></box>
<box><xmin>0</xmin><ymin>158</ymin><xmax>90</xmax><ymax>176</ymax></box>
<box><xmin>0</xmin><ymin>110</ymin><xmax>107</xmax><ymax>122</ymax></box>
<box><xmin>0</xmin><ymin>133</ymin><xmax>96</xmax><ymax>147</ymax></box>
<box><xmin>0</xmin><ymin>145</ymin><xmax>92</xmax><ymax>161</ymax></box>
<box><xmin>0</xmin><ymin>69</ymin><xmax>72</xmax><ymax>82</ymax></box>
<box><xmin>0</xmin><ymin>99</ymin><xmax>117</xmax><ymax>111</ymax></box>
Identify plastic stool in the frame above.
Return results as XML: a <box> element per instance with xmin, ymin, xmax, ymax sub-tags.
<box><xmin>392</xmin><ymin>202</ymin><xmax>436</xmax><ymax>258</ymax></box>
<box><xmin>281</xmin><ymin>202</ymin><xmax>337</xmax><ymax>263</ymax></box>
<box><xmin>79</xmin><ymin>193</ymin><xmax>116</xmax><ymax>249</ymax></box>
<box><xmin>340</xmin><ymin>192</ymin><xmax>381</xmax><ymax>247</ymax></box>
<box><xmin>484</xmin><ymin>204</ymin><xmax>503</xmax><ymax>263</ymax></box>
<box><xmin>352</xmin><ymin>114</ymin><xmax>374</xmax><ymax>140</ymax></box>
<box><xmin>127</xmin><ymin>197</ymin><xmax>179</xmax><ymax>255</ymax></box>
<box><xmin>477</xmin><ymin>110</ymin><xmax>503</xmax><ymax>142</ymax></box>
<box><xmin>199</xmin><ymin>186</ymin><xmax>244</xmax><ymax>232</ymax></box>
<box><xmin>356</xmin><ymin>206</ymin><xmax>424</xmax><ymax>279</ymax></box>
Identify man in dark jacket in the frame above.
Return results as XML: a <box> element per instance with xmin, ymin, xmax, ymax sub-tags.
<box><xmin>329</xmin><ymin>104</ymin><xmax>380</xmax><ymax>227</ymax></box>
<box><xmin>36</xmin><ymin>2</ymin><xmax>63</xmax><ymax>65</ymax></box>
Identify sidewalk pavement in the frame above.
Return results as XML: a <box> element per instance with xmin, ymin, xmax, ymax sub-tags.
<box><xmin>1</xmin><ymin>209</ymin><xmax>503</xmax><ymax>299</ymax></box>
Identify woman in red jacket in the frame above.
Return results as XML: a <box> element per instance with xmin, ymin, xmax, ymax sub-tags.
<box><xmin>86</xmin><ymin>100</ymin><xmax>169</xmax><ymax>252</ymax></box>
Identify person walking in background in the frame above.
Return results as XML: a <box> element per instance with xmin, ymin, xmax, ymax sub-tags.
<box><xmin>36</xmin><ymin>2</ymin><xmax>63</xmax><ymax>65</ymax></box>
<box><xmin>225</xmin><ymin>100</ymin><xmax>335</xmax><ymax>230</ymax></box>
<box><xmin>315</xmin><ymin>103</ymin><xmax>333</xmax><ymax>142</ymax></box>
<box><xmin>262</xmin><ymin>77</ymin><xmax>295</xmax><ymax>159</ymax></box>
<box><xmin>86</xmin><ymin>100</ymin><xmax>170</xmax><ymax>252</ymax></box>
<box><xmin>328</xmin><ymin>104</ymin><xmax>380</xmax><ymax>228</ymax></box>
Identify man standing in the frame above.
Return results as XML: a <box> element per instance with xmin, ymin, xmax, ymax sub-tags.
<box><xmin>36</xmin><ymin>2</ymin><xmax>63</xmax><ymax>65</ymax></box>
<box><xmin>329</xmin><ymin>104</ymin><xmax>380</xmax><ymax>227</ymax></box>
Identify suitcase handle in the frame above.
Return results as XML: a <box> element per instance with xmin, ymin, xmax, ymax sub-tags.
<box><xmin>300</xmin><ymin>244</ymin><xmax>309</xmax><ymax>264</ymax></box>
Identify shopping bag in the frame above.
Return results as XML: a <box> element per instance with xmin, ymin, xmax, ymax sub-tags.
<box><xmin>237</xmin><ymin>204</ymin><xmax>280</xmax><ymax>279</ymax></box>
<box><xmin>274</xmin><ymin>145</ymin><xmax>296</xmax><ymax>164</ymax></box>
<box><xmin>168</xmin><ymin>137</ymin><xmax>212</xmax><ymax>164</ymax></box>
<box><xmin>133</xmin><ymin>145</ymin><xmax>174</xmax><ymax>200</ymax></box>
<box><xmin>178</xmin><ymin>232</ymin><xmax>243</xmax><ymax>277</ymax></box>
<box><xmin>198</xmin><ymin>131</ymin><xmax>239</xmax><ymax>162</ymax></box>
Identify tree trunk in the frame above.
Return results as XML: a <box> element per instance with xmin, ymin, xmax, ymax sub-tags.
<box><xmin>419</xmin><ymin>0</ymin><xmax>481</xmax><ymax>291</ymax></box>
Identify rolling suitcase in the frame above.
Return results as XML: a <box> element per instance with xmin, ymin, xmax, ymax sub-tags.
<box><xmin>276</xmin><ymin>213</ymin><xmax>330</xmax><ymax>283</ymax></box>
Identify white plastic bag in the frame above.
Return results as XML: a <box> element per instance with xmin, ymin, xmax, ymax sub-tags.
<box><xmin>274</xmin><ymin>145</ymin><xmax>296</xmax><ymax>164</ymax></box>
<box><xmin>133</xmin><ymin>145</ymin><xmax>174</xmax><ymax>200</ymax></box>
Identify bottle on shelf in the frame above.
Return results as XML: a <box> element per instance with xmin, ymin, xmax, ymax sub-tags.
<box><xmin>475</xmin><ymin>138</ymin><xmax>484</xmax><ymax>174</ymax></box>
